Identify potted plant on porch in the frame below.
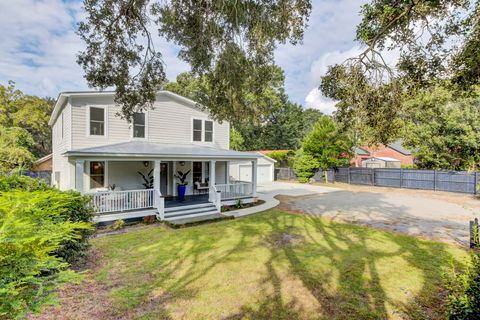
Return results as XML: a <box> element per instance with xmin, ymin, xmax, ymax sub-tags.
<box><xmin>174</xmin><ymin>170</ymin><xmax>191</xmax><ymax>201</ymax></box>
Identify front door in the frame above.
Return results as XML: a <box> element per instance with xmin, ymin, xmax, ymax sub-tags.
<box><xmin>160</xmin><ymin>163</ymin><xmax>168</xmax><ymax>195</ymax></box>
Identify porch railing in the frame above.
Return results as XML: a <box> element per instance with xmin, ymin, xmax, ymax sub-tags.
<box><xmin>215</xmin><ymin>182</ymin><xmax>253</xmax><ymax>200</ymax></box>
<box><xmin>87</xmin><ymin>189</ymin><xmax>155</xmax><ymax>214</ymax></box>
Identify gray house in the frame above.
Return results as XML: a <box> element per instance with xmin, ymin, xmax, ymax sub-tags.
<box><xmin>50</xmin><ymin>91</ymin><xmax>261</xmax><ymax>223</ymax></box>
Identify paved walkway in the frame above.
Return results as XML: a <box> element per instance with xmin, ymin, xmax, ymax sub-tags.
<box><xmin>226</xmin><ymin>181</ymin><xmax>479</xmax><ymax>246</ymax></box>
<box><xmin>223</xmin><ymin>182</ymin><xmax>338</xmax><ymax>218</ymax></box>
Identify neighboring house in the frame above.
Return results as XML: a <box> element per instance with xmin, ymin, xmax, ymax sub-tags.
<box><xmin>230</xmin><ymin>153</ymin><xmax>276</xmax><ymax>183</ymax></box>
<box><xmin>50</xmin><ymin>91</ymin><xmax>262</xmax><ymax>223</ymax></box>
<box><xmin>353</xmin><ymin>140</ymin><xmax>413</xmax><ymax>168</ymax></box>
<box><xmin>32</xmin><ymin>154</ymin><xmax>52</xmax><ymax>172</ymax></box>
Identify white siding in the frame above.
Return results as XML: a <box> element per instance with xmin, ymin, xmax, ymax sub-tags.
<box><xmin>51</xmin><ymin>102</ymin><xmax>72</xmax><ymax>190</ymax></box>
<box><xmin>215</xmin><ymin>161</ymin><xmax>227</xmax><ymax>184</ymax></box>
<box><xmin>69</xmin><ymin>93</ymin><xmax>229</xmax><ymax>150</ymax></box>
<box><xmin>108</xmin><ymin>161</ymin><xmax>148</xmax><ymax>190</ymax></box>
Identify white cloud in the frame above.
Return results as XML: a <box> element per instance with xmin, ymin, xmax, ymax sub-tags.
<box><xmin>0</xmin><ymin>0</ymin><xmax>189</xmax><ymax>97</ymax></box>
<box><xmin>305</xmin><ymin>88</ymin><xmax>337</xmax><ymax>114</ymax></box>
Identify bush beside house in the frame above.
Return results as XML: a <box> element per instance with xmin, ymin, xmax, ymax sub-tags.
<box><xmin>294</xmin><ymin>116</ymin><xmax>352</xmax><ymax>182</ymax></box>
<box><xmin>0</xmin><ymin>175</ymin><xmax>94</xmax><ymax>319</ymax></box>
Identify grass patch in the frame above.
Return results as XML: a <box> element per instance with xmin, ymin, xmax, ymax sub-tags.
<box><xmin>41</xmin><ymin>210</ymin><xmax>467</xmax><ymax>319</ymax></box>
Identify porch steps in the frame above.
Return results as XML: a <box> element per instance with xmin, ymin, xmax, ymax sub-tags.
<box><xmin>164</xmin><ymin>202</ymin><xmax>221</xmax><ymax>224</ymax></box>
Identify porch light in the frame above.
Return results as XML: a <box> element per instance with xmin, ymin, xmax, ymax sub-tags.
<box><xmin>179</xmin><ymin>161</ymin><xmax>185</xmax><ymax>166</ymax></box>
<box><xmin>143</xmin><ymin>161</ymin><xmax>149</xmax><ymax>167</ymax></box>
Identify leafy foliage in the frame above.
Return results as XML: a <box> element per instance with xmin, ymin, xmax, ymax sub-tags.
<box><xmin>77</xmin><ymin>0</ymin><xmax>312</xmax><ymax>122</ymax></box>
<box><xmin>0</xmin><ymin>176</ymin><xmax>94</xmax><ymax>318</ymax></box>
<box><xmin>175</xmin><ymin>170</ymin><xmax>191</xmax><ymax>186</ymax></box>
<box><xmin>229</xmin><ymin>128</ymin><xmax>245</xmax><ymax>151</ymax></box>
<box><xmin>267</xmin><ymin>150</ymin><xmax>295</xmax><ymax>167</ymax></box>
<box><xmin>403</xmin><ymin>86</ymin><xmax>480</xmax><ymax>170</ymax></box>
<box><xmin>0</xmin><ymin>174</ymin><xmax>51</xmax><ymax>192</ymax></box>
<box><xmin>445</xmin><ymin>251</ymin><xmax>480</xmax><ymax>320</ymax></box>
<box><xmin>138</xmin><ymin>169</ymin><xmax>154</xmax><ymax>189</ymax></box>
<box><xmin>321</xmin><ymin>1</ymin><xmax>480</xmax><ymax>145</ymax></box>
<box><xmin>0</xmin><ymin>126</ymin><xmax>35</xmax><ymax>171</ymax></box>
<box><xmin>0</xmin><ymin>82</ymin><xmax>54</xmax><ymax>158</ymax></box>
<box><xmin>292</xmin><ymin>149</ymin><xmax>318</xmax><ymax>183</ymax></box>
<box><xmin>166</xmin><ymin>71</ymin><xmax>322</xmax><ymax>151</ymax></box>
<box><xmin>302</xmin><ymin>116</ymin><xmax>352</xmax><ymax>169</ymax></box>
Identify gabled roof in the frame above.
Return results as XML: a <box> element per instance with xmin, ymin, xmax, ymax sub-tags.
<box><xmin>48</xmin><ymin>90</ymin><xmax>205</xmax><ymax>126</ymax></box>
<box><xmin>354</xmin><ymin>147</ymin><xmax>370</xmax><ymax>155</ymax></box>
<box><xmin>387</xmin><ymin>139</ymin><xmax>412</xmax><ymax>155</ymax></box>
<box><xmin>64</xmin><ymin>141</ymin><xmax>262</xmax><ymax>160</ymax></box>
<box><xmin>33</xmin><ymin>153</ymin><xmax>52</xmax><ymax>165</ymax></box>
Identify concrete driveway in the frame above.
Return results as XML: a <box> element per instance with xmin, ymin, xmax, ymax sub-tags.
<box><xmin>259</xmin><ymin>182</ymin><xmax>479</xmax><ymax>246</ymax></box>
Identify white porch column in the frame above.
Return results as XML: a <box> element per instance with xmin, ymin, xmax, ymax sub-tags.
<box><xmin>226</xmin><ymin>161</ymin><xmax>230</xmax><ymax>184</ymax></box>
<box><xmin>172</xmin><ymin>161</ymin><xmax>176</xmax><ymax>196</ymax></box>
<box><xmin>251</xmin><ymin>159</ymin><xmax>258</xmax><ymax>197</ymax></box>
<box><xmin>209</xmin><ymin>160</ymin><xmax>216</xmax><ymax>201</ymax></box>
<box><xmin>75</xmin><ymin>159</ymin><xmax>85</xmax><ymax>193</ymax></box>
<box><xmin>153</xmin><ymin>160</ymin><xmax>161</xmax><ymax>193</ymax></box>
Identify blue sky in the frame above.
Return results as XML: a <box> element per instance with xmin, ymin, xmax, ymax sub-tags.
<box><xmin>0</xmin><ymin>0</ymin><xmax>372</xmax><ymax>114</ymax></box>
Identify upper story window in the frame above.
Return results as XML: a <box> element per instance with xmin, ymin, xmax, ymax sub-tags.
<box><xmin>193</xmin><ymin>119</ymin><xmax>202</xmax><ymax>141</ymax></box>
<box><xmin>89</xmin><ymin>107</ymin><xmax>105</xmax><ymax>136</ymax></box>
<box><xmin>204</xmin><ymin>120</ymin><xmax>213</xmax><ymax>142</ymax></box>
<box><xmin>132</xmin><ymin>113</ymin><xmax>146</xmax><ymax>138</ymax></box>
<box><xmin>192</xmin><ymin>119</ymin><xmax>213</xmax><ymax>142</ymax></box>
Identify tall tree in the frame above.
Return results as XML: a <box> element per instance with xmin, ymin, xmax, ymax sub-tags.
<box><xmin>0</xmin><ymin>127</ymin><xmax>35</xmax><ymax>171</ymax></box>
<box><xmin>165</xmin><ymin>70</ymin><xmax>307</xmax><ymax>151</ymax></box>
<box><xmin>0</xmin><ymin>82</ymin><xmax>53</xmax><ymax>157</ymax></box>
<box><xmin>302</xmin><ymin>116</ymin><xmax>352</xmax><ymax>169</ymax></box>
<box><xmin>403</xmin><ymin>86</ymin><xmax>480</xmax><ymax>171</ymax></box>
<box><xmin>321</xmin><ymin>0</ymin><xmax>480</xmax><ymax>144</ymax></box>
<box><xmin>77</xmin><ymin>0</ymin><xmax>312</xmax><ymax>122</ymax></box>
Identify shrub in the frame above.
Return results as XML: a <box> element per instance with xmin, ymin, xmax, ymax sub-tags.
<box><xmin>0</xmin><ymin>190</ymin><xmax>93</xmax><ymax>318</ymax></box>
<box><xmin>111</xmin><ymin>219</ymin><xmax>125</xmax><ymax>230</ymax></box>
<box><xmin>234</xmin><ymin>198</ymin><xmax>244</xmax><ymax>209</ymax></box>
<box><xmin>445</xmin><ymin>250</ymin><xmax>480</xmax><ymax>319</ymax></box>
<box><xmin>143</xmin><ymin>215</ymin><xmax>156</xmax><ymax>224</ymax></box>
<box><xmin>293</xmin><ymin>149</ymin><xmax>319</xmax><ymax>183</ymax></box>
<box><xmin>267</xmin><ymin>150</ymin><xmax>295</xmax><ymax>167</ymax></box>
<box><xmin>0</xmin><ymin>174</ymin><xmax>51</xmax><ymax>192</ymax></box>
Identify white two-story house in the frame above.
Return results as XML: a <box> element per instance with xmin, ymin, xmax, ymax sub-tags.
<box><xmin>50</xmin><ymin>90</ymin><xmax>261</xmax><ymax>223</ymax></box>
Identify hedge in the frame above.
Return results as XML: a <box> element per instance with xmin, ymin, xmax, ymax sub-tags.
<box><xmin>0</xmin><ymin>175</ymin><xmax>94</xmax><ymax>318</ymax></box>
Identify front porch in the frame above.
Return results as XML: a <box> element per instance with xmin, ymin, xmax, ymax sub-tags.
<box><xmin>78</xmin><ymin>159</ymin><xmax>257</xmax><ymax>223</ymax></box>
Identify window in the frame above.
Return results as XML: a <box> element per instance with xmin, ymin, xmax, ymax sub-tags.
<box><xmin>204</xmin><ymin>120</ymin><xmax>213</xmax><ymax>142</ymax></box>
<box><xmin>133</xmin><ymin>113</ymin><xmax>146</xmax><ymax>138</ymax></box>
<box><xmin>192</xmin><ymin>119</ymin><xmax>213</xmax><ymax>142</ymax></box>
<box><xmin>61</xmin><ymin>113</ymin><xmax>64</xmax><ymax>139</ymax></box>
<box><xmin>192</xmin><ymin>162</ymin><xmax>210</xmax><ymax>184</ymax></box>
<box><xmin>89</xmin><ymin>107</ymin><xmax>105</xmax><ymax>136</ymax></box>
<box><xmin>90</xmin><ymin>161</ymin><xmax>105</xmax><ymax>189</ymax></box>
<box><xmin>193</xmin><ymin>119</ymin><xmax>202</xmax><ymax>141</ymax></box>
<box><xmin>193</xmin><ymin>162</ymin><xmax>202</xmax><ymax>183</ymax></box>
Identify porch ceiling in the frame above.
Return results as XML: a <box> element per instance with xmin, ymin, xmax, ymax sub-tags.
<box><xmin>63</xmin><ymin>141</ymin><xmax>262</xmax><ymax>160</ymax></box>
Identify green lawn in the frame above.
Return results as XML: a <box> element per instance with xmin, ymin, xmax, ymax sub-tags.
<box><xmin>54</xmin><ymin>210</ymin><xmax>467</xmax><ymax>319</ymax></box>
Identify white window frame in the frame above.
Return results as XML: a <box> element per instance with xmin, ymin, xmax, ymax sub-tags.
<box><xmin>191</xmin><ymin>117</ymin><xmax>215</xmax><ymax>143</ymax></box>
<box><xmin>86</xmin><ymin>105</ymin><xmax>108</xmax><ymax>138</ymax></box>
<box><xmin>130</xmin><ymin>111</ymin><xmax>148</xmax><ymax>140</ymax></box>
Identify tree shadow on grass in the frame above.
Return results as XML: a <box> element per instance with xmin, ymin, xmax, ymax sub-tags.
<box><xmin>256</xmin><ymin>210</ymin><xmax>464</xmax><ymax>319</ymax></box>
<box><xmin>35</xmin><ymin>204</ymin><xmax>466</xmax><ymax>320</ymax></box>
